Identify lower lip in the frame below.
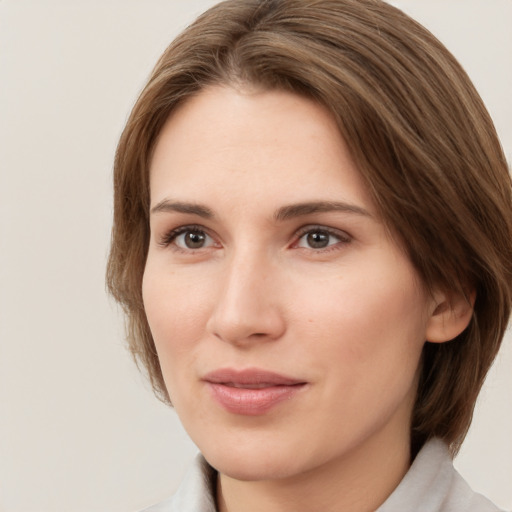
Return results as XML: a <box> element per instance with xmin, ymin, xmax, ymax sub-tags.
<box><xmin>206</xmin><ymin>382</ymin><xmax>305</xmax><ymax>415</ymax></box>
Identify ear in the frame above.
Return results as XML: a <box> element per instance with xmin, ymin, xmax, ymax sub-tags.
<box><xmin>425</xmin><ymin>289</ymin><xmax>475</xmax><ymax>343</ymax></box>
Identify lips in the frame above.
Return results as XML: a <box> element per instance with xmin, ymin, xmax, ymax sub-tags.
<box><xmin>203</xmin><ymin>368</ymin><xmax>307</xmax><ymax>415</ymax></box>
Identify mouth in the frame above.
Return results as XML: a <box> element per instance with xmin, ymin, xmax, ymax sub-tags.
<box><xmin>220</xmin><ymin>382</ymin><xmax>291</xmax><ymax>389</ymax></box>
<box><xmin>202</xmin><ymin>368</ymin><xmax>307</xmax><ymax>415</ymax></box>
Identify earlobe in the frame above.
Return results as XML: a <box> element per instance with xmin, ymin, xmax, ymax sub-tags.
<box><xmin>425</xmin><ymin>289</ymin><xmax>475</xmax><ymax>344</ymax></box>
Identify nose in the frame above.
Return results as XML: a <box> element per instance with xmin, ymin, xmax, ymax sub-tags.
<box><xmin>206</xmin><ymin>251</ymin><xmax>286</xmax><ymax>346</ymax></box>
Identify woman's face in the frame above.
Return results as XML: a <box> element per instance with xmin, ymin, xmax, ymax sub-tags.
<box><xmin>143</xmin><ymin>86</ymin><xmax>437</xmax><ymax>481</ymax></box>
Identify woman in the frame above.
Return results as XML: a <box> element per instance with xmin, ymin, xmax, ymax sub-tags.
<box><xmin>107</xmin><ymin>1</ymin><xmax>512</xmax><ymax>510</ymax></box>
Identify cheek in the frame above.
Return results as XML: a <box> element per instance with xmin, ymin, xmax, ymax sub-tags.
<box><xmin>142</xmin><ymin>270</ymin><xmax>202</xmax><ymax>411</ymax></box>
<box><xmin>292</xmin><ymin>266</ymin><xmax>429</xmax><ymax>369</ymax></box>
<box><xmin>142</xmin><ymin>265</ymin><xmax>210</xmax><ymax>381</ymax></box>
<box><xmin>143</xmin><ymin>262</ymin><xmax>206</xmax><ymax>333</ymax></box>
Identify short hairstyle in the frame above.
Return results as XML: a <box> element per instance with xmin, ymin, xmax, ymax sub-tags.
<box><xmin>107</xmin><ymin>0</ymin><xmax>512</xmax><ymax>455</ymax></box>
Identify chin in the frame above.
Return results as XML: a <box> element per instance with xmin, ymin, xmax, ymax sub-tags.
<box><xmin>192</xmin><ymin>428</ymin><xmax>296</xmax><ymax>481</ymax></box>
<box><xmin>204</xmin><ymin>449</ymin><xmax>304</xmax><ymax>482</ymax></box>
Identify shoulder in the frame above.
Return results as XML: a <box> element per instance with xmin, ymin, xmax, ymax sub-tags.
<box><xmin>141</xmin><ymin>454</ymin><xmax>217</xmax><ymax>512</ymax></box>
<box><xmin>378</xmin><ymin>438</ymin><xmax>505</xmax><ymax>512</ymax></box>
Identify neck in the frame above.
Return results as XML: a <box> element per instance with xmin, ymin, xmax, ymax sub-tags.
<box><xmin>216</xmin><ymin>421</ymin><xmax>411</xmax><ymax>512</ymax></box>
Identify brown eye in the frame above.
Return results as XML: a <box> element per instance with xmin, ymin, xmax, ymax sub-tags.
<box><xmin>174</xmin><ymin>229</ymin><xmax>213</xmax><ymax>249</ymax></box>
<box><xmin>306</xmin><ymin>231</ymin><xmax>330</xmax><ymax>249</ymax></box>
<box><xmin>296</xmin><ymin>227</ymin><xmax>350</xmax><ymax>250</ymax></box>
<box><xmin>184</xmin><ymin>231</ymin><xmax>206</xmax><ymax>248</ymax></box>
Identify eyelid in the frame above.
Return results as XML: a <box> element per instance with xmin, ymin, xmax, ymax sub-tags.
<box><xmin>296</xmin><ymin>224</ymin><xmax>351</xmax><ymax>240</ymax></box>
<box><xmin>292</xmin><ymin>224</ymin><xmax>353</xmax><ymax>249</ymax></box>
<box><xmin>156</xmin><ymin>223</ymin><xmax>352</xmax><ymax>252</ymax></box>
<box><xmin>157</xmin><ymin>224</ymin><xmax>218</xmax><ymax>249</ymax></box>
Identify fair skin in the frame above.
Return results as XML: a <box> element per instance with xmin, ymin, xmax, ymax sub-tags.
<box><xmin>143</xmin><ymin>86</ymin><xmax>472</xmax><ymax>512</ymax></box>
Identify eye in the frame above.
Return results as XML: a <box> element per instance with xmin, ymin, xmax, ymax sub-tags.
<box><xmin>296</xmin><ymin>227</ymin><xmax>350</xmax><ymax>250</ymax></box>
<box><xmin>160</xmin><ymin>226</ymin><xmax>216</xmax><ymax>250</ymax></box>
<box><xmin>176</xmin><ymin>230</ymin><xmax>212</xmax><ymax>249</ymax></box>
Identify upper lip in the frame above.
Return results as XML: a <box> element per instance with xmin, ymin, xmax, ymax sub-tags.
<box><xmin>203</xmin><ymin>368</ymin><xmax>306</xmax><ymax>387</ymax></box>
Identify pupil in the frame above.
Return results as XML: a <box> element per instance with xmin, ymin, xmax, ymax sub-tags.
<box><xmin>185</xmin><ymin>231</ymin><xmax>205</xmax><ymax>248</ymax></box>
<box><xmin>307</xmin><ymin>231</ymin><xmax>329</xmax><ymax>248</ymax></box>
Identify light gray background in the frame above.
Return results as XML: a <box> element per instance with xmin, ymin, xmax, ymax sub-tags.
<box><xmin>0</xmin><ymin>1</ymin><xmax>510</xmax><ymax>511</ymax></box>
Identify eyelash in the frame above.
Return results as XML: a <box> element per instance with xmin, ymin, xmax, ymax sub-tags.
<box><xmin>157</xmin><ymin>224</ymin><xmax>352</xmax><ymax>252</ymax></box>
<box><xmin>294</xmin><ymin>225</ymin><xmax>352</xmax><ymax>251</ymax></box>
<box><xmin>158</xmin><ymin>225</ymin><xmax>212</xmax><ymax>249</ymax></box>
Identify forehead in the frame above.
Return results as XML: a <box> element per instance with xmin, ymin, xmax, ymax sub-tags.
<box><xmin>149</xmin><ymin>85</ymin><xmax>375</xmax><ymax>215</ymax></box>
<box><xmin>152</xmin><ymin>85</ymin><xmax>342</xmax><ymax>163</ymax></box>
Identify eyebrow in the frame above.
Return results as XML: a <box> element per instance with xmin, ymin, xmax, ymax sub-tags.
<box><xmin>150</xmin><ymin>199</ymin><xmax>371</xmax><ymax>221</ymax></box>
<box><xmin>150</xmin><ymin>199</ymin><xmax>214</xmax><ymax>218</ymax></box>
<box><xmin>274</xmin><ymin>201</ymin><xmax>371</xmax><ymax>221</ymax></box>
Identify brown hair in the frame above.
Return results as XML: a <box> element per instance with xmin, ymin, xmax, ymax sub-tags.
<box><xmin>107</xmin><ymin>0</ymin><xmax>512</xmax><ymax>454</ymax></box>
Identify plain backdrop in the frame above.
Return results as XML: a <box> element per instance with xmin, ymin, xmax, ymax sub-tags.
<box><xmin>0</xmin><ymin>1</ymin><xmax>511</xmax><ymax>511</ymax></box>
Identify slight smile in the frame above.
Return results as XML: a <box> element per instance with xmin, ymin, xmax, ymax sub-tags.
<box><xmin>203</xmin><ymin>368</ymin><xmax>308</xmax><ymax>416</ymax></box>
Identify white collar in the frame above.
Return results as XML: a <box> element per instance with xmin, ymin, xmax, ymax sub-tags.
<box><xmin>143</xmin><ymin>439</ymin><xmax>502</xmax><ymax>512</ymax></box>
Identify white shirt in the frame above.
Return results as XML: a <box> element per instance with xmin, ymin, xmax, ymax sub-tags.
<box><xmin>143</xmin><ymin>439</ymin><xmax>504</xmax><ymax>512</ymax></box>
